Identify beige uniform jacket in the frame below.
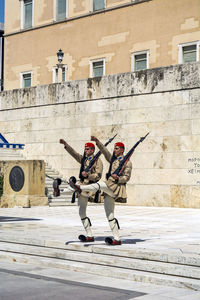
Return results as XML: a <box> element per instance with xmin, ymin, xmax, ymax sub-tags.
<box><xmin>64</xmin><ymin>143</ymin><xmax>103</xmax><ymax>185</ymax></box>
<box><xmin>96</xmin><ymin>141</ymin><xmax>132</xmax><ymax>200</ymax></box>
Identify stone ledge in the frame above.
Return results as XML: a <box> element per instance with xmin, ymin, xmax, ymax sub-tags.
<box><xmin>1</xmin><ymin>63</ymin><xmax>200</xmax><ymax>110</ymax></box>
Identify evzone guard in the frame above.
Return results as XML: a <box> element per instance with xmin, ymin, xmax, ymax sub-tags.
<box><xmin>53</xmin><ymin>139</ymin><xmax>103</xmax><ymax>242</ymax></box>
<box><xmin>69</xmin><ymin>137</ymin><xmax>133</xmax><ymax>245</ymax></box>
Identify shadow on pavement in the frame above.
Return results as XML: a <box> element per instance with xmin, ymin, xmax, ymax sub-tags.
<box><xmin>122</xmin><ymin>238</ymin><xmax>147</xmax><ymax>244</ymax></box>
<box><xmin>0</xmin><ymin>216</ymin><xmax>42</xmax><ymax>223</ymax></box>
<box><xmin>65</xmin><ymin>237</ymin><xmax>148</xmax><ymax>247</ymax></box>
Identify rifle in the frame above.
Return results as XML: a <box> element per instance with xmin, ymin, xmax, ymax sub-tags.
<box><xmin>84</xmin><ymin>134</ymin><xmax>117</xmax><ymax>173</ymax></box>
<box><xmin>112</xmin><ymin>132</ymin><xmax>149</xmax><ymax>176</ymax></box>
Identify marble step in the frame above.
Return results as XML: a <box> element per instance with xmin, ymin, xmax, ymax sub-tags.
<box><xmin>0</xmin><ymin>155</ymin><xmax>25</xmax><ymax>160</ymax></box>
<box><xmin>48</xmin><ymin>198</ymin><xmax>73</xmax><ymax>206</ymax></box>
<box><xmin>0</xmin><ymin>235</ymin><xmax>199</xmax><ymax>267</ymax></box>
<box><xmin>0</xmin><ymin>150</ymin><xmax>23</xmax><ymax>154</ymax></box>
<box><xmin>45</xmin><ymin>179</ymin><xmax>68</xmax><ymax>186</ymax></box>
<box><xmin>0</xmin><ymin>243</ymin><xmax>200</xmax><ymax>290</ymax></box>
<box><xmin>0</xmin><ymin>241</ymin><xmax>200</xmax><ymax>279</ymax></box>
<box><xmin>0</xmin><ymin>151</ymin><xmax>24</xmax><ymax>158</ymax></box>
<box><xmin>49</xmin><ymin>202</ymin><xmax>74</xmax><ymax>206</ymax></box>
<box><xmin>45</xmin><ymin>171</ymin><xmax>60</xmax><ymax>176</ymax></box>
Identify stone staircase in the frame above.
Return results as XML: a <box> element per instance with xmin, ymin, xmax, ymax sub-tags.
<box><xmin>44</xmin><ymin>164</ymin><xmax>72</xmax><ymax>206</ymax></box>
<box><xmin>0</xmin><ymin>237</ymin><xmax>200</xmax><ymax>290</ymax></box>
<box><xmin>0</xmin><ymin>149</ymin><xmax>72</xmax><ymax>206</ymax></box>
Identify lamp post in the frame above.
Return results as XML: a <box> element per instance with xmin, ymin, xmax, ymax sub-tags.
<box><xmin>56</xmin><ymin>49</ymin><xmax>64</xmax><ymax>69</ymax></box>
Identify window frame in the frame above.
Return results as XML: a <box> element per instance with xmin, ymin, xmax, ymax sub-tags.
<box><xmin>90</xmin><ymin>58</ymin><xmax>105</xmax><ymax>78</ymax></box>
<box><xmin>61</xmin><ymin>65</ymin><xmax>67</xmax><ymax>82</ymax></box>
<box><xmin>52</xmin><ymin>65</ymin><xmax>67</xmax><ymax>83</ymax></box>
<box><xmin>178</xmin><ymin>41</ymin><xmax>200</xmax><ymax>64</ymax></box>
<box><xmin>20</xmin><ymin>0</ymin><xmax>34</xmax><ymax>30</ymax></box>
<box><xmin>20</xmin><ymin>71</ymin><xmax>33</xmax><ymax>88</ymax></box>
<box><xmin>54</xmin><ymin>0</ymin><xmax>68</xmax><ymax>21</ymax></box>
<box><xmin>131</xmin><ymin>50</ymin><xmax>149</xmax><ymax>72</ymax></box>
<box><xmin>91</xmin><ymin>0</ymin><xmax>106</xmax><ymax>12</ymax></box>
<box><xmin>52</xmin><ymin>67</ymin><xmax>59</xmax><ymax>83</ymax></box>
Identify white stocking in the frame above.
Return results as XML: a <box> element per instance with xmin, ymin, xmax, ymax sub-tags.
<box><xmin>104</xmin><ymin>194</ymin><xmax>120</xmax><ymax>241</ymax></box>
<box><xmin>78</xmin><ymin>194</ymin><xmax>93</xmax><ymax>237</ymax></box>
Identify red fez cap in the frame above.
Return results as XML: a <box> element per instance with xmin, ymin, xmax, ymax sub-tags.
<box><xmin>115</xmin><ymin>142</ymin><xmax>125</xmax><ymax>148</ymax></box>
<box><xmin>85</xmin><ymin>142</ymin><xmax>95</xmax><ymax>149</ymax></box>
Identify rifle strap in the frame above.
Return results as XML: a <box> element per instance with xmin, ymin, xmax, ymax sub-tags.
<box><xmin>79</xmin><ymin>153</ymin><xmax>86</xmax><ymax>181</ymax></box>
<box><xmin>106</xmin><ymin>153</ymin><xmax>116</xmax><ymax>180</ymax></box>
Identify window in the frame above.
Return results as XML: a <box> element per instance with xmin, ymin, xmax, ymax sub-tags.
<box><xmin>55</xmin><ymin>0</ymin><xmax>68</xmax><ymax>21</ymax></box>
<box><xmin>21</xmin><ymin>0</ymin><xmax>33</xmax><ymax>29</ymax></box>
<box><xmin>62</xmin><ymin>66</ymin><xmax>67</xmax><ymax>81</ymax></box>
<box><xmin>90</xmin><ymin>59</ymin><xmax>105</xmax><ymax>77</ymax></box>
<box><xmin>53</xmin><ymin>67</ymin><xmax>58</xmax><ymax>83</ymax></box>
<box><xmin>93</xmin><ymin>0</ymin><xmax>105</xmax><ymax>11</ymax></box>
<box><xmin>53</xmin><ymin>65</ymin><xmax>67</xmax><ymax>83</ymax></box>
<box><xmin>131</xmin><ymin>51</ymin><xmax>149</xmax><ymax>71</ymax></box>
<box><xmin>179</xmin><ymin>42</ymin><xmax>200</xmax><ymax>64</ymax></box>
<box><xmin>20</xmin><ymin>72</ymin><xmax>32</xmax><ymax>88</ymax></box>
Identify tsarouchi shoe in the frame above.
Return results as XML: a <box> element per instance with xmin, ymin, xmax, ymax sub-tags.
<box><xmin>69</xmin><ymin>176</ymin><xmax>82</xmax><ymax>194</ymax></box>
<box><xmin>78</xmin><ymin>235</ymin><xmax>94</xmax><ymax>242</ymax></box>
<box><xmin>105</xmin><ymin>237</ymin><xmax>121</xmax><ymax>245</ymax></box>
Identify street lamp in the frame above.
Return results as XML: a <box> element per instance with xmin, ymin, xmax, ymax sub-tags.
<box><xmin>56</xmin><ymin>49</ymin><xmax>64</xmax><ymax>68</ymax></box>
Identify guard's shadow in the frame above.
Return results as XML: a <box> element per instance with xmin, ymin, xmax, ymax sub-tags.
<box><xmin>121</xmin><ymin>238</ymin><xmax>147</xmax><ymax>244</ymax></box>
<box><xmin>0</xmin><ymin>216</ymin><xmax>42</xmax><ymax>223</ymax></box>
<box><xmin>65</xmin><ymin>236</ymin><xmax>106</xmax><ymax>245</ymax></box>
<box><xmin>65</xmin><ymin>237</ymin><xmax>147</xmax><ymax>246</ymax></box>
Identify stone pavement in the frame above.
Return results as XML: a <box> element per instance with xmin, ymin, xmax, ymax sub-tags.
<box><xmin>0</xmin><ymin>204</ymin><xmax>200</xmax><ymax>299</ymax></box>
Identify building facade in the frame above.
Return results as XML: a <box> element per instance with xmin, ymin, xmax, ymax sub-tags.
<box><xmin>3</xmin><ymin>0</ymin><xmax>200</xmax><ymax>90</ymax></box>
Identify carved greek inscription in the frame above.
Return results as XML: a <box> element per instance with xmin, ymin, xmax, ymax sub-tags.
<box><xmin>188</xmin><ymin>158</ymin><xmax>200</xmax><ymax>184</ymax></box>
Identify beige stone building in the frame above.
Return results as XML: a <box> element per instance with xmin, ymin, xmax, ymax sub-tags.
<box><xmin>3</xmin><ymin>0</ymin><xmax>200</xmax><ymax>90</ymax></box>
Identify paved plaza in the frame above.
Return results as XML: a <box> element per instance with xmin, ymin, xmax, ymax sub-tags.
<box><xmin>0</xmin><ymin>204</ymin><xmax>199</xmax><ymax>254</ymax></box>
<box><xmin>0</xmin><ymin>204</ymin><xmax>200</xmax><ymax>299</ymax></box>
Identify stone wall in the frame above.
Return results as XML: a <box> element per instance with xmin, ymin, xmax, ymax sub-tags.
<box><xmin>0</xmin><ymin>62</ymin><xmax>200</xmax><ymax>207</ymax></box>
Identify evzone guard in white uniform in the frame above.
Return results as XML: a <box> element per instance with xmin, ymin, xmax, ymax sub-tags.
<box><xmin>69</xmin><ymin>136</ymin><xmax>133</xmax><ymax>246</ymax></box>
<box><xmin>53</xmin><ymin>139</ymin><xmax>103</xmax><ymax>242</ymax></box>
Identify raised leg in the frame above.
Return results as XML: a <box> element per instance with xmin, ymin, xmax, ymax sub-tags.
<box><xmin>76</xmin><ymin>181</ymin><xmax>115</xmax><ymax>198</ymax></box>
